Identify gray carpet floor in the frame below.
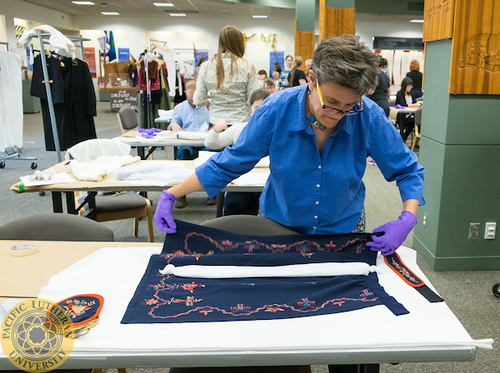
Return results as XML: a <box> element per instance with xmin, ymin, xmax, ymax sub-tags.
<box><xmin>0</xmin><ymin>102</ymin><xmax>497</xmax><ymax>372</ymax></box>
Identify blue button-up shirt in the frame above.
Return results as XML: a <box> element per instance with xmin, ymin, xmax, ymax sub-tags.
<box><xmin>196</xmin><ymin>84</ymin><xmax>425</xmax><ymax>235</ymax></box>
<box><xmin>171</xmin><ymin>100</ymin><xmax>209</xmax><ymax>132</ymax></box>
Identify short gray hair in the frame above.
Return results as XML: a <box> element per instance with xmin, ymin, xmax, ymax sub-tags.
<box><xmin>311</xmin><ymin>35</ymin><xmax>378</xmax><ymax>96</ymax></box>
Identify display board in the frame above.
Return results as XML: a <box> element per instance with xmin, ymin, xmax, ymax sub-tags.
<box><xmin>109</xmin><ymin>89</ymin><xmax>138</xmax><ymax>112</ymax></box>
<box><xmin>373</xmin><ymin>37</ymin><xmax>424</xmax><ymax>51</ymax></box>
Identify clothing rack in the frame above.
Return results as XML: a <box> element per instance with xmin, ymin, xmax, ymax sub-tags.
<box><xmin>31</xmin><ymin>31</ymin><xmax>90</xmax><ymax>162</ymax></box>
<box><xmin>141</xmin><ymin>38</ymin><xmax>169</xmax><ymax>128</ymax></box>
<box><xmin>0</xmin><ymin>42</ymin><xmax>38</xmax><ymax>170</ymax></box>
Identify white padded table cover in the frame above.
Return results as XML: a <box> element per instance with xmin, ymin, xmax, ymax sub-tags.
<box><xmin>26</xmin><ymin>247</ymin><xmax>493</xmax><ymax>355</ymax></box>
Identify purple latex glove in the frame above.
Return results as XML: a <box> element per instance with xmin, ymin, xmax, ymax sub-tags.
<box><xmin>366</xmin><ymin>211</ymin><xmax>417</xmax><ymax>256</ymax></box>
<box><xmin>153</xmin><ymin>190</ymin><xmax>177</xmax><ymax>233</ymax></box>
<box><xmin>394</xmin><ymin>104</ymin><xmax>406</xmax><ymax>109</ymax></box>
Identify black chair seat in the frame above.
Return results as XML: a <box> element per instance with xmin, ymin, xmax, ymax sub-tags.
<box><xmin>202</xmin><ymin>215</ymin><xmax>299</xmax><ymax>236</ymax></box>
<box><xmin>94</xmin><ymin>193</ymin><xmax>147</xmax><ymax>213</ymax></box>
<box><xmin>0</xmin><ymin>214</ymin><xmax>114</xmax><ymax>241</ymax></box>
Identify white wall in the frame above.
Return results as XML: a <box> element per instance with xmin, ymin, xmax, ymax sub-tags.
<box><xmin>355</xmin><ymin>18</ymin><xmax>423</xmax><ymax>49</ymax></box>
<box><xmin>2</xmin><ymin>1</ymin><xmax>424</xmax><ymax>90</ymax></box>
<box><xmin>1</xmin><ymin>0</ymin><xmax>73</xmax><ymax>53</ymax></box>
<box><xmin>72</xmin><ymin>15</ymin><xmax>295</xmax><ymax>74</ymax></box>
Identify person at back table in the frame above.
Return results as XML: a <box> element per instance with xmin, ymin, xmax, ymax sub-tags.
<box><xmin>205</xmin><ymin>89</ymin><xmax>270</xmax><ymax>216</ymax></box>
<box><xmin>395</xmin><ymin>77</ymin><xmax>421</xmax><ymax>142</ymax></box>
<box><xmin>406</xmin><ymin>59</ymin><xmax>423</xmax><ymax>98</ymax></box>
<box><xmin>395</xmin><ymin>77</ymin><xmax>420</xmax><ymax>108</ymax></box>
<box><xmin>168</xmin><ymin>79</ymin><xmax>209</xmax><ymax>160</ymax></box>
<box><xmin>263</xmin><ymin>77</ymin><xmax>278</xmax><ymax>94</ymax></box>
<box><xmin>193</xmin><ymin>24</ymin><xmax>261</xmax><ymax>126</ymax></box>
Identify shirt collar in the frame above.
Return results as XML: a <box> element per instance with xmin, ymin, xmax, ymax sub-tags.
<box><xmin>288</xmin><ymin>85</ymin><xmax>360</xmax><ymax>135</ymax></box>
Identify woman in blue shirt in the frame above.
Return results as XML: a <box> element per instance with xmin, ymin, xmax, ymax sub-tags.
<box><xmin>155</xmin><ymin>35</ymin><xmax>425</xmax><ymax>257</ymax></box>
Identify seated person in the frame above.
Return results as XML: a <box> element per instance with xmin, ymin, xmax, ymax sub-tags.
<box><xmin>271</xmin><ymin>71</ymin><xmax>281</xmax><ymax>89</ymax></box>
<box><xmin>168</xmin><ymin>79</ymin><xmax>209</xmax><ymax>160</ymax></box>
<box><xmin>395</xmin><ymin>77</ymin><xmax>421</xmax><ymax>142</ymax></box>
<box><xmin>258</xmin><ymin>69</ymin><xmax>267</xmax><ymax>80</ymax></box>
<box><xmin>263</xmin><ymin>77</ymin><xmax>277</xmax><ymax>94</ymax></box>
<box><xmin>395</xmin><ymin>77</ymin><xmax>421</xmax><ymax>108</ymax></box>
<box><xmin>205</xmin><ymin>89</ymin><xmax>270</xmax><ymax>216</ymax></box>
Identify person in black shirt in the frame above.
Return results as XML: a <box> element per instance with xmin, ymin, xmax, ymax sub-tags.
<box><xmin>368</xmin><ymin>56</ymin><xmax>391</xmax><ymax>116</ymax></box>
<box><xmin>287</xmin><ymin>56</ymin><xmax>307</xmax><ymax>87</ymax></box>
<box><xmin>406</xmin><ymin>59</ymin><xmax>423</xmax><ymax>98</ymax></box>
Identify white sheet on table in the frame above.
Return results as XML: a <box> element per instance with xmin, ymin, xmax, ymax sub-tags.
<box><xmin>32</xmin><ymin>246</ymin><xmax>492</xmax><ymax>354</ymax></box>
<box><xmin>194</xmin><ymin>151</ymin><xmax>270</xmax><ymax>169</ymax></box>
<box><xmin>177</xmin><ymin>131</ymin><xmax>207</xmax><ymax>140</ymax></box>
<box><xmin>113</xmin><ymin>161</ymin><xmax>193</xmax><ymax>186</ymax></box>
<box><xmin>232</xmin><ymin>172</ymin><xmax>269</xmax><ymax>186</ymax></box>
<box><xmin>20</xmin><ymin>172</ymin><xmax>74</xmax><ymax>187</ymax></box>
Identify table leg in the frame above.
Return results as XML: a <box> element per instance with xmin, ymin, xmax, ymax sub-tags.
<box><xmin>216</xmin><ymin>191</ymin><xmax>224</xmax><ymax>217</ymax></box>
<box><xmin>51</xmin><ymin>192</ymin><xmax>63</xmax><ymax>213</ymax></box>
<box><xmin>65</xmin><ymin>192</ymin><xmax>77</xmax><ymax>214</ymax></box>
<box><xmin>138</xmin><ymin>146</ymin><xmax>146</xmax><ymax>160</ymax></box>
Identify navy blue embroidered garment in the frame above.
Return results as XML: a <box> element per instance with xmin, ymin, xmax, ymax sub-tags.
<box><xmin>122</xmin><ymin>221</ymin><xmax>408</xmax><ymax>324</ymax></box>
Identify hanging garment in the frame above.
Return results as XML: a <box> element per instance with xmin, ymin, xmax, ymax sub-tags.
<box><xmin>138</xmin><ymin>65</ymin><xmax>170</xmax><ymax>129</ymax></box>
<box><xmin>0</xmin><ymin>51</ymin><xmax>23</xmax><ymax>152</ymax></box>
<box><xmin>19</xmin><ymin>25</ymin><xmax>76</xmax><ymax>60</ymax></box>
<box><xmin>122</xmin><ymin>220</ymin><xmax>408</xmax><ymax>324</ymax></box>
<box><xmin>31</xmin><ymin>55</ymin><xmax>97</xmax><ymax>151</ymax></box>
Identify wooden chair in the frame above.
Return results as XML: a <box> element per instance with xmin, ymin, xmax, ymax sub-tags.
<box><xmin>411</xmin><ymin>107</ymin><xmax>422</xmax><ymax>151</ymax></box>
<box><xmin>67</xmin><ymin>139</ymin><xmax>155</xmax><ymax>242</ymax></box>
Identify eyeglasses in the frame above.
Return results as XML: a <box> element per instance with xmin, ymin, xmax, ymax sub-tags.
<box><xmin>316</xmin><ymin>81</ymin><xmax>363</xmax><ymax>116</ymax></box>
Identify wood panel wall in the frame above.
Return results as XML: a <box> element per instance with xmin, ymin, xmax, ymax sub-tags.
<box><xmin>423</xmin><ymin>0</ymin><xmax>455</xmax><ymax>42</ymax></box>
<box><xmin>449</xmin><ymin>0</ymin><xmax>500</xmax><ymax>94</ymax></box>
<box><xmin>319</xmin><ymin>0</ymin><xmax>355</xmax><ymax>42</ymax></box>
<box><xmin>294</xmin><ymin>20</ymin><xmax>315</xmax><ymax>73</ymax></box>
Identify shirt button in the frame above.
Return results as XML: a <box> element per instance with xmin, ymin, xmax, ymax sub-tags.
<box><xmin>313</xmin><ymin>226</ymin><xmax>317</xmax><ymax>230</ymax></box>
<box><xmin>314</xmin><ymin>215</ymin><xmax>318</xmax><ymax>219</ymax></box>
<box><xmin>318</xmin><ymin>165</ymin><xmax>322</xmax><ymax>169</ymax></box>
<box><xmin>315</xmin><ymin>201</ymin><xmax>319</xmax><ymax>205</ymax></box>
<box><xmin>316</xmin><ymin>184</ymin><xmax>320</xmax><ymax>188</ymax></box>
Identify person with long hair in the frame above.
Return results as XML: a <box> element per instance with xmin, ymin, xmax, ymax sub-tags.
<box><xmin>368</xmin><ymin>56</ymin><xmax>391</xmax><ymax>116</ymax></box>
<box><xmin>193</xmin><ymin>25</ymin><xmax>261</xmax><ymax>125</ymax></box>
<box><xmin>192</xmin><ymin>57</ymin><xmax>206</xmax><ymax>82</ymax></box>
<box><xmin>274</xmin><ymin>61</ymin><xmax>282</xmax><ymax>75</ymax></box>
<box><xmin>155</xmin><ymin>35</ymin><xmax>424</xmax><ymax>266</ymax></box>
<box><xmin>287</xmin><ymin>56</ymin><xmax>308</xmax><ymax>87</ymax></box>
<box><xmin>395</xmin><ymin>77</ymin><xmax>420</xmax><ymax>108</ymax></box>
<box><xmin>280</xmin><ymin>54</ymin><xmax>294</xmax><ymax>88</ymax></box>
<box><xmin>395</xmin><ymin>77</ymin><xmax>421</xmax><ymax>142</ymax></box>
<box><xmin>406</xmin><ymin>59</ymin><xmax>423</xmax><ymax>98</ymax></box>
